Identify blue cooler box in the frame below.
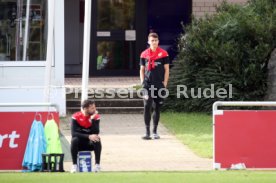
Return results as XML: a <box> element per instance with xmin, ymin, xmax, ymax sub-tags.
<box><xmin>77</xmin><ymin>151</ymin><xmax>92</xmax><ymax>172</ymax></box>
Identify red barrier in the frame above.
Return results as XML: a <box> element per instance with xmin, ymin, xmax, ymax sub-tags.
<box><xmin>0</xmin><ymin>112</ymin><xmax>59</xmax><ymax>170</ymax></box>
<box><xmin>214</xmin><ymin>110</ymin><xmax>276</xmax><ymax>169</ymax></box>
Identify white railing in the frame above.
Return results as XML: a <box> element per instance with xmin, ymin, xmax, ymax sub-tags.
<box><xmin>213</xmin><ymin>101</ymin><xmax>276</xmax><ymax>112</ymax></box>
<box><xmin>0</xmin><ymin>103</ymin><xmax>59</xmax><ymax>112</ymax></box>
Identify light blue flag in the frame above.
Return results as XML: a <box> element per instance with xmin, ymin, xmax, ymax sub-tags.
<box><xmin>22</xmin><ymin>120</ymin><xmax>46</xmax><ymax>171</ymax></box>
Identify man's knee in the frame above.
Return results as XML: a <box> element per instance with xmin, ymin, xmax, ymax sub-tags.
<box><xmin>92</xmin><ymin>141</ymin><xmax>102</xmax><ymax>148</ymax></box>
<box><xmin>144</xmin><ymin>99</ymin><xmax>152</xmax><ymax>108</ymax></box>
<box><xmin>71</xmin><ymin>137</ymin><xmax>80</xmax><ymax>146</ymax></box>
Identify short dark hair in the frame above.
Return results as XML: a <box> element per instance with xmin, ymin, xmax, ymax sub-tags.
<box><xmin>148</xmin><ymin>32</ymin><xmax>159</xmax><ymax>39</ymax></box>
<box><xmin>81</xmin><ymin>100</ymin><xmax>95</xmax><ymax>109</ymax></box>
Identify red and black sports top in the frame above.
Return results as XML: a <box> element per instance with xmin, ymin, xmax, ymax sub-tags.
<box><xmin>140</xmin><ymin>47</ymin><xmax>170</xmax><ymax>88</ymax></box>
<box><xmin>71</xmin><ymin>112</ymin><xmax>101</xmax><ymax>139</ymax></box>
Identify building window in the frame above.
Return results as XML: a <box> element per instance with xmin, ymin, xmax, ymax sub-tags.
<box><xmin>0</xmin><ymin>0</ymin><xmax>47</xmax><ymax>61</ymax></box>
<box><xmin>97</xmin><ymin>0</ymin><xmax>135</xmax><ymax>30</ymax></box>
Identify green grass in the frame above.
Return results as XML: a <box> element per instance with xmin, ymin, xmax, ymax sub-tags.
<box><xmin>161</xmin><ymin>112</ymin><xmax>213</xmax><ymax>158</ymax></box>
<box><xmin>132</xmin><ymin>85</ymin><xmax>142</xmax><ymax>90</ymax></box>
<box><xmin>1</xmin><ymin>171</ymin><xmax>276</xmax><ymax>183</ymax></box>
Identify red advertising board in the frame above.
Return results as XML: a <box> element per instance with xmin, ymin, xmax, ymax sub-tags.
<box><xmin>0</xmin><ymin>112</ymin><xmax>59</xmax><ymax>170</ymax></box>
<box><xmin>214</xmin><ymin>110</ymin><xmax>276</xmax><ymax>169</ymax></box>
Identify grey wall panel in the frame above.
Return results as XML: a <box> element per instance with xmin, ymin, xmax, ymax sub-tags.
<box><xmin>79</xmin><ymin>23</ymin><xmax>84</xmax><ymax>63</ymax></box>
<box><xmin>65</xmin><ymin>0</ymin><xmax>80</xmax><ymax>66</ymax></box>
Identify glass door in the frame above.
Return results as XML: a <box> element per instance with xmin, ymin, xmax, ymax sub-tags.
<box><xmin>90</xmin><ymin>0</ymin><xmax>144</xmax><ymax>76</ymax></box>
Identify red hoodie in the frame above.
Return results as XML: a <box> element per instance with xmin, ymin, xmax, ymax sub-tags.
<box><xmin>140</xmin><ymin>47</ymin><xmax>169</xmax><ymax>71</ymax></box>
<box><xmin>72</xmin><ymin>111</ymin><xmax>100</xmax><ymax>128</ymax></box>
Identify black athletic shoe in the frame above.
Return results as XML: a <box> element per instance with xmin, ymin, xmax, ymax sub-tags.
<box><xmin>142</xmin><ymin>134</ymin><xmax>151</xmax><ymax>140</ymax></box>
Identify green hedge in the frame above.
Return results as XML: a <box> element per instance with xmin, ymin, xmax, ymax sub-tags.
<box><xmin>164</xmin><ymin>0</ymin><xmax>276</xmax><ymax>112</ymax></box>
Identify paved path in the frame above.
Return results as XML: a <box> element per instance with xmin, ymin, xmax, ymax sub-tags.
<box><xmin>60</xmin><ymin>114</ymin><xmax>212</xmax><ymax>171</ymax></box>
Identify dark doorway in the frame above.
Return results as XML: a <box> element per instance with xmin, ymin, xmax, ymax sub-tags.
<box><xmin>147</xmin><ymin>0</ymin><xmax>192</xmax><ymax>62</ymax></box>
<box><xmin>64</xmin><ymin>0</ymin><xmax>191</xmax><ymax>76</ymax></box>
<box><xmin>89</xmin><ymin>0</ymin><xmax>147</xmax><ymax>76</ymax></box>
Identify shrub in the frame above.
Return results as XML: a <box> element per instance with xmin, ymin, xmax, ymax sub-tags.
<box><xmin>164</xmin><ymin>0</ymin><xmax>276</xmax><ymax>112</ymax></box>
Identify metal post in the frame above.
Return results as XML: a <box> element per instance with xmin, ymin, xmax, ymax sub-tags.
<box><xmin>81</xmin><ymin>0</ymin><xmax>92</xmax><ymax>102</ymax></box>
<box><xmin>15</xmin><ymin>0</ymin><xmax>23</xmax><ymax>60</ymax></box>
<box><xmin>44</xmin><ymin>0</ymin><xmax>55</xmax><ymax>103</ymax></box>
<box><xmin>23</xmin><ymin>0</ymin><xmax>31</xmax><ymax>61</ymax></box>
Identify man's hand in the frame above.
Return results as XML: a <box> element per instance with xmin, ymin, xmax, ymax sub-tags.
<box><xmin>140</xmin><ymin>66</ymin><xmax>145</xmax><ymax>85</ymax></box>
<box><xmin>90</xmin><ymin>110</ymin><xmax>98</xmax><ymax>120</ymax></box>
<box><xmin>163</xmin><ymin>64</ymin><xmax>169</xmax><ymax>88</ymax></box>
<box><xmin>89</xmin><ymin>134</ymin><xmax>100</xmax><ymax>142</ymax></box>
<box><xmin>162</xmin><ymin>81</ymin><xmax>168</xmax><ymax>88</ymax></box>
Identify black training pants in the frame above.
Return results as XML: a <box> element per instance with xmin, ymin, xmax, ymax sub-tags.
<box><xmin>71</xmin><ymin>136</ymin><xmax>102</xmax><ymax>164</ymax></box>
<box><xmin>143</xmin><ymin>87</ymin><xmax>165</xmax><ymax>134</ymax></box>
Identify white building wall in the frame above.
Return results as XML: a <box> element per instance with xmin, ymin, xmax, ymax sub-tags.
<box><xmin>0</xmin><ymin>0</ymin><xmax>66</xmax><ymax>116</ymax></box>
<box><xmin>193</xmin><ymin>0</ymin><xmax>248</xmax><ymax>18</ymax></box>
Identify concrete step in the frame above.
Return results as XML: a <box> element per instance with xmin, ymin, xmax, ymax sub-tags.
<box><xmin>66</xmin><ymin>99</ymin><xmax>143</xmax><ymax>108</ymax></box>
<box><xmin>67</xmin><ymin>106</ymin><xmax>144</xmax><ymax>114</ymax></box>
<box><xmin>66</xmin><ymin>98</ymin><xmax>144</xmax><ymax>114</ymax></box>
<box><xmin>66</xmin><ymin>89</ymin><xmax>145</xmax><ymax>114</ymax></box>
<box><xmin>66</xmin><ymin>90</ymin><xmax>143</xmax><ymax>100</ymax></box>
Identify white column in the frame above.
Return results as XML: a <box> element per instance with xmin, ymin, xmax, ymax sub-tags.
<box><xmin>44</xmin><ymin>0</ymin><xmax>55</xmax><ymax>103</ymax></box>
<box><xmin>81</xmin><ymin>0</ymin><xmax>92</xmax><ymax>102</ymax></box>
<box><xmin>23</xmin><ymin>0</ymin><xmax>31</xmax><ymax>61</ymax></box>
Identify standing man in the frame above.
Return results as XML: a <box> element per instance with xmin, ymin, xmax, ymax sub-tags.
<box><xmin>140</xmin><ymin>32</ymin><xmax>170</xmax><ymax>140</ymax></box>
<box><xmin>70</xmin><ymin>100</ymin><xmax>102</xmax><ymax>173</ymax></box>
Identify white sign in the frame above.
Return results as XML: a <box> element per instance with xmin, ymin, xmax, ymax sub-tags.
<box><xmin>125</xmin><ymin>30</ymin><xmax>136</xmax><ymax>41</ymax></box>
<box><xmin>97</xmin><ymin>31</ymin><xmax>111</xmax><ymax>37</ymax></box>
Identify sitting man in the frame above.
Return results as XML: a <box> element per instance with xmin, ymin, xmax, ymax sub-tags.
<box><xmin>70</xmin><ymin>100</ymin><xmax>102</xmax><ymax>173</ymax></box>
